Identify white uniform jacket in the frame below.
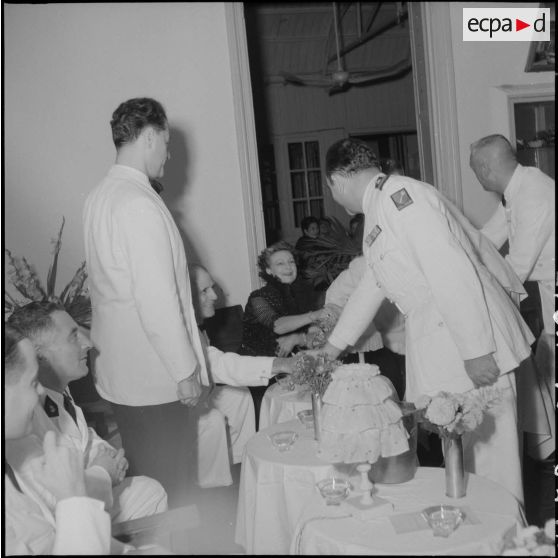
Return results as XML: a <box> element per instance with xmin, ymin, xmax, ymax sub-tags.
<box><xmin>5</xmin><ymin>469</ymin><xmax>111</xmax><ymax>555</ymax></box>
<box><xmin>325</xmin><ymin>256</ymin><xmax>384</xmax><ymax>353</ymax></box>
<box><xmin>329</xmin><ymin>175</ymin><xmax>534</xmax><ymax>401</ymax></box>
<box><xmin>481</xmin><ymin>164</ymin><xmax>555</xmax><ymax>333</ymax></box>
<box><xmin>83</xmin><ymin>165</ymin><xmax>207</xmax><ymax>406</ymax></box>
<box><xmin>14</xmin><ymin>388</ymin><xmax>167</xmax><ymax>521</ymax></box>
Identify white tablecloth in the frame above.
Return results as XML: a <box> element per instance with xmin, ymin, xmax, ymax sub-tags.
<box><xmin>291</xmin><ymin>467</ymin><xmax>525</xmax><ymax>555</ymax></box>
<box><xmin>235</xmin><ymin>419</ymin><xmax>335</xmax><ymax>555</ymax></box>
<box><xmin>259</xmin><ymin>382</ymin><xmax>312</xmax><ymax>430</ymax></box>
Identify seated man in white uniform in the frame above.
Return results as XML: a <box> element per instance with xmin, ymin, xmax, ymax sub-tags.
<box><xmin>4</xmin><ymin>324</ymin><xmax>111</xmax><ymax>555</ymax></box>
<box><xmin>6</xmin><ymin>301</ymin><xmax>168</xmax><ymax>523</ymax></box>
<box><xmin>190</xmin><ymin>263</ymin><xmax>296</xmax><ymax>487</ymax></box>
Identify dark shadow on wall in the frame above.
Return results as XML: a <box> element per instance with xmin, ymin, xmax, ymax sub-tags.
<box><xmin>159</xmin><ymin>125</ymin><xmax>203</xmax><ymax>268</ymax></box>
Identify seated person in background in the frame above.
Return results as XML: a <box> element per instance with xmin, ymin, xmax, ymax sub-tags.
<box><xmin>238</xmin><ymin>241</ymin><xmax>326</xmax><ymax>426</ymax></box>
<box><xmin>294</xmin><ymin>216</ymin><xmax>328</xmax><ymax>288</ymax></box>
<box><xmin>7</xmin><ymin>302</ymin><xmax>168</xmax><ymax>524</ymax></box>
<box><xmin>380</xmin><ymin>157</ymin><xmax>405</xmax><ymax>176</ymax></box>
<box><xmin>190</xmin><ymin>263</ymin><xmax>297</xmax><ymax>484</ymax></box>
<box><xmin>4</xmin><ymin>325</ymin><xmax>111</xmax><ymax>555</ymax></box>
<box><xmin>318</xmin><ymin>217</ymin><xmax>333</xmax><ymax>238</ymax></box>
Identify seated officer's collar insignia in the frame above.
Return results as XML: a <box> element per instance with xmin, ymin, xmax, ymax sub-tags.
<box><xmin>391</xmin><ymin>188</ymin><xmax>413</xmax><ymax>211</ymax></box>
<box><xmin>365</xmin><ymin>225</ymin><xmax>382</xmax><ymax>247</ymax></box>
<box><xmin>44</xmin><ymin>395</ymin><xmax>59</xmax><ymax>418</ymax></box>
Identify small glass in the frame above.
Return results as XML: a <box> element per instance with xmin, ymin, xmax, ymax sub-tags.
<box><xmin>316</xmin><ymin>477</ymin><xmax>351</xmax><ymax>506</ymax></box>
<box><xmin>297</xmin><ymin>409</ymin><xmax>314</xmax><ymax>428</ymax></box>
<box><xmin>268</xmin><ymin>430</ymin><xmax>298</xmax><ymax>452</ymax></box>
<box><xmin>422</xmin><ymin>505</ymin><xmax>464</xmax><ymax>537</ymax></box>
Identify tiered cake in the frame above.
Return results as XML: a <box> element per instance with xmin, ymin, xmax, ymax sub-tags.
<box><xmin>317</xmin><ymin>363</ymin><xmax>409</xmax><ymax>464</ymax></box>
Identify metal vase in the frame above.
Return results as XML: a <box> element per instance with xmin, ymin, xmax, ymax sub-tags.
<box><xmin>443</xmin><ymin>435</ymin><xmax>466</xmax><ymax>498</ymax></box>
<box><xmin>311</xmin><ymin>392</ymin><xmax>322</xmax><ymax>442</ymax></box>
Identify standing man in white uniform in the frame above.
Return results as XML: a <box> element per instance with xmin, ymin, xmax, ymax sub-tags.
<box><xmin>315</xmin><ymin>138</ymin><xmax>534</xmax><ymax>503</ymax></box>
<box><xmin>83</xmin><ymin>98</ymin><xmax>205</xmax><ymax>507</ymax></box>
<box><xmin>470</xmin><ymin>133</ymin><xmax>555</xmax><ymax>463</ymax></box>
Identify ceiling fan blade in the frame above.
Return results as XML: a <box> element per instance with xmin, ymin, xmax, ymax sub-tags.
<box><xmin>347</xmin><ymin>59</ymin><xmax>412</xmax><ymax>85</ymax></box>
<box><xmin>280</xmin><ymin>72</ymin><xmax>335</xmax><ymax>87</ymax></box>
<box><xmin>328</xmin><ymin>82</ymin><xmax>351</xmax><ymax>96</ymax></box>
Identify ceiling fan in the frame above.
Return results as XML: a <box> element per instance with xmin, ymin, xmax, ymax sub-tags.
<box><xmin>280</xmin><ymin>2</ymin><xmax>411</xmax><ymax>95</ymax></box>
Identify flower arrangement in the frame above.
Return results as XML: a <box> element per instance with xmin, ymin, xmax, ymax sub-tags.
<box><xmin>415</xmin><ymin>386</ymin><xmax>502</xmax><ymax>438</ymax></box>
<box><xmin>4</xmin><ymin>217</ymin><xmax>91</xmax><ymax>327</ymax></box>
<box><xmin>501</xmin><ymin>519</ymin><xmax>555</xmax><ymax>556</ymax></box>
<box><xmin>291</xmin><ymin>352</ymin><xmax>341</xmax><ymax>398</ymax></box>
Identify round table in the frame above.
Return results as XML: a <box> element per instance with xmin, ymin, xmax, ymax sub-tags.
<box><xmin>235</xmin><ymin>419</ymin><xmax>335</xmax><ymax>555</ymax></box>
<box><xmin>258</xmin><ymin>382</ymin><xmax>312</xmax><ymax>430</ymax></box>
<box><xmin>235</xmin><ymin>420</ymin><xmax>525</xmax><ymax>555</ymax></box>
<box><xmin>291</xmin><ymin>468</ymin><xmax>525</xmax><ymax>555</ymax></box>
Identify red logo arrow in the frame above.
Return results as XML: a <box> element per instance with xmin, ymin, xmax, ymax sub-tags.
<box><xmin>516</xmin><ymin>19</ymin><xmax>530</xmax><ymax>31</ymax></box>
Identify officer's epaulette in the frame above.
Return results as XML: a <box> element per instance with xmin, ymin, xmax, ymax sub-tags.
<box><xmin>44</xmin><ymin>395</ymin><xmax>59</xmax><ymax>418</ymax></box>
<box><xmin>375</xmin><ymin>174</ymin><xmax>389</xmax><ymax>191</ymax></box>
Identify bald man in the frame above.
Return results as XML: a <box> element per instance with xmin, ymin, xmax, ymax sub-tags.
<box><xmin>470</xmin><ymin>134</ymin><xmax>555</xmax><ymax>462</ymax></box>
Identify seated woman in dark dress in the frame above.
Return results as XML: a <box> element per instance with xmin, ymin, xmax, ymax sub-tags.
<box><xmin>239</xmin><ymin>241</ymin><xmax>326</xmax><ymax>427</ymax></box>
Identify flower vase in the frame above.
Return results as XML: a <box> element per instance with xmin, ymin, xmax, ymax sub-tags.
<box><xmin>443</xmin><ymin>435</ymin><xmax>466</xmax><ymax>498</ymax></box>
<box><xmin>311</xmin><ymin>392</ymin><xmax>322</xmax><ymax>442</ymax></box>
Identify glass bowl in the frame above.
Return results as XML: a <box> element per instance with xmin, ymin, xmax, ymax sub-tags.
<box><xmin>268</xmin><ymin>430</ymin><xmax>298</xmax><ymax>452</ymax></box>
<box><xmin>422</xmin><ymin>505</ymin><xmax>464</xmax><ymax>537</ymax></box>
<box><xmin>316</xmin><ymin>477</ymin><xmax>351</xmax><ymax>505</ymax></box>
<box><xmin>275</xmin><ymin>373</ymin><xmax>295</xmax><ymax>391</ymax></box>
<box><xmin>297</xmin><ymin>409</ymin><xmax>314</xmax><ymax>428</ymax></box>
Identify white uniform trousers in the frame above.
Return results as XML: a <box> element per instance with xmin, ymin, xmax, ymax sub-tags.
<box><xmin>110</xmin><ymin>475</ymin><xmax>169</xmax><ymax>523</ymax></box>
<box><xmin>197</xmin><ymin>386</ymin><xmax>256</xmax><ymax>488</ymax></box>
<box><xmin>462</xmin><ymin>372</ymin><xmax>523</xmax><ymax>505</ymax></box>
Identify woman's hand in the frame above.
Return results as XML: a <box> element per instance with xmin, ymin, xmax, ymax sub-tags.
<box><xmin>275</xmin><ymin>332</ymin><xmax>304</xmax><ymax>357</ymax></box>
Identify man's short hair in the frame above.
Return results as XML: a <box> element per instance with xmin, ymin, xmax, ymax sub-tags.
<box><xmin>325</xmin><ymin>138</ymin><xmax>380</xmax><ymax>180</ymax></box>
<box><xmin>4</xmin><ymin>325</ymin><xmax>27</xmax><ymax>384</ymax></box>
<box><xmin>300</xmin><ymin>216</ymin><xmax>319</xmax><ymax>233</ymax></box>
<box><xmin>7</xmin><ymin>301</ymin><xmax>64</xmax><ymax>342</ymax></box>
<box><xmin>110</xmin><ymin>97</ymin><xmax>168</xmax><ymax>149</ymax></box>
<box><xmin>470</xmin><ymin>134</ymin><xmax>515</xmax><ymax>159</ymax></box>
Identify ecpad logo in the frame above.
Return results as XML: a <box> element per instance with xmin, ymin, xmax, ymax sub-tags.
<box><xmin>463</xmin><ymin>8</ymin><xmax>550</xmax><ymax>41</ymax></box>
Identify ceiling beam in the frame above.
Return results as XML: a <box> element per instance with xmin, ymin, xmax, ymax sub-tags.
<box><xmin>326</xmin><ymin>9</ymin><xmax>408</xmax><ymax>64</ymax></box>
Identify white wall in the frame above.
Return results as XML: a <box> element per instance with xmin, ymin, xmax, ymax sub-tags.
<box><xmin>4</xmin><ymin>2</ymin><xmax>253</xmax><ymax>308</ymax></box>
<box><xmin>448</xmin><ymin>2</ymin><xmax>555</xmax><ymax>227</ymax></box>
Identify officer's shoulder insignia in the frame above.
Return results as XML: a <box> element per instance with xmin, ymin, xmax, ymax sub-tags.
<box><xmin>44</xmin><ymin>395</ymin><xmax>59</xmax><ymax>418</ymax></box>
<box><xmin>365</xmin><ymin>225</ymin><xmax>382</xmax><ymax>247</ymax></box>
<box><xmin>390</xmin><ymin>188</ymin><xmax>413</xmax><ymax>211</ymax></box>
<box><xmin>375</xmin><ymin>174</ymin><xmax>389</xmax><ymax>191</ymax></box>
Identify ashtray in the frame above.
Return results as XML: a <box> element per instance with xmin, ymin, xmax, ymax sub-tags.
<box><xmin>268</xmin><ymin>430</ymin><xmax>298</xmax><ymax>452</ymax></box>
<box><xmin>275</xmin><ymin>373</ymin><xmax>295</xmax><ymax>391</ymax></box>
<box><xmin>316</xmin><ymin>477</ymin><xmax>351</xmax><ymax>506</ymax></box>
<box><xmin>297</xmin><ymin>409</ymin><xmax>314</xmax><ymax>428</ymax></box>
<box><xmin>422</xmin><ymin>505</ymin><xmax>464</xmax><ymax>537</ymax></box>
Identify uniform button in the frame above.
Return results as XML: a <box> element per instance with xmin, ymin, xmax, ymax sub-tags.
<box><xmin>438</xmin><ymin>321</ymin><xmax>444</xmax><ymax>327</ymax></box>
<box><xmin>376</xmin><ymin>282</ymin><xmax>382</xmax><ymax>289</ymax></box>
<box><xmin>380</xmin><ymin>254</ymin><xmax>384</xmax><ymax>260</ymax></box>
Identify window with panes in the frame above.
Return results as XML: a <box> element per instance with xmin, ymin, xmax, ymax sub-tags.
<box><xmin>287</xmin><ymin>140</ymin><xmax>324</xmax><ymax>227</ymax></box>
